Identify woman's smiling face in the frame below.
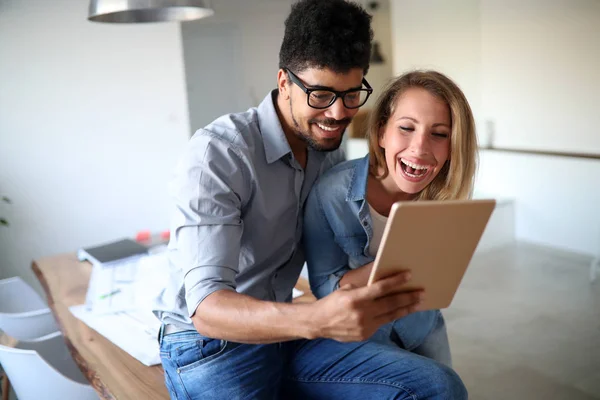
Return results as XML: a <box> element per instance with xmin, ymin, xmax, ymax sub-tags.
<box><xmin>378</xmin><ymin>87</ymin><xmax>452</xmax><ymax>196</ymax></box>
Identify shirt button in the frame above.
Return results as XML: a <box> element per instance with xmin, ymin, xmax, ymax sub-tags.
<box><xmin>362</xmin><ymin>220</ymin><xmax>368</xmax><ymax>226</ymax></box>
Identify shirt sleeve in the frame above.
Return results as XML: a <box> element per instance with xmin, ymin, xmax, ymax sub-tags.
<box><xmin>169</xmin><ymin>132</ymin><xmax>250</xmax><ymax>317</ymax></box>
<box><xmin>302</xmin><ymin>181</ymin><xmax>352</xmax><ymax>299</ymax></box>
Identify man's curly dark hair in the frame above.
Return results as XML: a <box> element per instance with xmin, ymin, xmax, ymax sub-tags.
<box><xmin>279</xmin><ymin>0</ymin><xmax>373</xmax><ymax>75</ymax></box>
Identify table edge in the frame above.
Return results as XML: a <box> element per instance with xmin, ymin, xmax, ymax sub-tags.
<box><xmin>32</xmin><ymin>259</ymin><xmax>116</xmax><ymax>400</ymax></box>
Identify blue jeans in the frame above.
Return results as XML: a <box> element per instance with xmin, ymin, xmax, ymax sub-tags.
<box><xmin>158</xmin><ymin>321</ymin><xmax>467</xmax><ymax>399</ymax></box>
<box><xmin>372</xmin><ymin>311</ymin><xmax>453</xmax><ymax>368</ymax></box>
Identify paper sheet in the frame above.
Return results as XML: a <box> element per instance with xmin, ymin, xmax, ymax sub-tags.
<box><xmin>69</xmin><ymin>304</ymin><xmax>161</xmax><ymax>366</ymax></box>
<box><xmin>85</xmin><ymin>251</ymin><xmax>170</xmax><ymax>314</ymax></box>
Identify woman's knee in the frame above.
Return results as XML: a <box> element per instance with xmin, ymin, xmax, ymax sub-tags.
<box><xmin>428</xmin><ymin>363</ymin><xmax>468</xmax><ymax>399</ymax></box>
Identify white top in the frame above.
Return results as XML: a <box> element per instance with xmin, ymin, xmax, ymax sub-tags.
<box><xmin>368</xmin><ymin>203</ymin><xmax>389</xmax><ymax>257</ymax></box>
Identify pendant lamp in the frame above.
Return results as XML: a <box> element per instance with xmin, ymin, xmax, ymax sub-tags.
<box><xmin>88</xmin><ymin>0</ymin><xmax>215</xmax><ymax>23</ymax></box>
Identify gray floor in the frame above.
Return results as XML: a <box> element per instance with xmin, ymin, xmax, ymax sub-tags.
<box><xmin>446</xmin><ymin>242</ymin><xmax>600</xmax><ymax>399</ymax></box>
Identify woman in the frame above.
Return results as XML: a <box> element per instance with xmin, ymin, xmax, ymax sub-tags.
<box><xmin>303</xmin><ymin>70</ymin><xmax>477</xmax><ymax>367</ymax></box>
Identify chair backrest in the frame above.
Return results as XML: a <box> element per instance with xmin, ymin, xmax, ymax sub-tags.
<box><xmin>0</xmin><ymin>277</ymin><xmax>46</xmax><ymax>313</ymax></box>
<box><xmin>0</xmin><ymin>332</ymin><xmax>99</xmax><ymax>400</ymax></box>
<box><xmin>0</xmin><ymin>276</ymin><xmax>59</xmax><ymax>340</ymax></box>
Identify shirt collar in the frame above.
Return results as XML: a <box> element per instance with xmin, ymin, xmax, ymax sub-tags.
<box><xmin>258</xmin><ymin>90</ymin><xmax>293</xmax><ymax>164</ymax></box>
<box><xmin>347</xmin><ymin>154</ymin><xmax>370</xmax><ymax>202</ymax></box>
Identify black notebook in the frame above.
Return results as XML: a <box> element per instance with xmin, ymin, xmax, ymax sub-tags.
<box><xmin>77</xmin><ymin>238</ymin><xmax>148</xmax><ymax>266</ymax></box>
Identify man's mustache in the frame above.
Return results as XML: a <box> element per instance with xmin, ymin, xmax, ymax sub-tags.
<box><xmin>309</xmin><ymin>117</ymin><xmax>353</xmax><ymax>126</ymax></box>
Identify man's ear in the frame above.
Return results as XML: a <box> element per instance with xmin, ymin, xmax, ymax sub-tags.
<box><xmin>277</xmin><ymin>69</ymin><xmax>290</xmax><ymax>100</ymax></box>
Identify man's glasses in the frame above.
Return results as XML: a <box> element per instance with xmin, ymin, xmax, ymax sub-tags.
<box><xmin>286</xmin><ymin>69</ymin><xmax>373</xmax><ymax>110</ymax></box>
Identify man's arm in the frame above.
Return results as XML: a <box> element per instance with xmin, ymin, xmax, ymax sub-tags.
<box><xmin>170</xmin><ymin>132</ymin><xmax>248</xmax><ymax>322</ymax></box>
<box><xmin>193</xmin><ymin>272</ymin><xmax>423</xmax><ymax>344</ymax></box>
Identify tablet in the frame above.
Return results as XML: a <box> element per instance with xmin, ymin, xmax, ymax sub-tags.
<box><xmin>367</xmin><ymin>199</ymin><xmax>496</xmax><ymax>310</ymax></box>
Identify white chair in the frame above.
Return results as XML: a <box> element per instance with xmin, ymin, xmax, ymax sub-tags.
<box><xmin>0</xmin><ymin>331</ymin><xmax>99</xmax><ymax>400</ymax></box>
<box><xmin>0</xmin><ymin>276</ymin><xmax>59</xmax><ymax>340</ymax></box>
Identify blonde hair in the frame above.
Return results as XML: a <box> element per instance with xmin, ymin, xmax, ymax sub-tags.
<box><xmin>367</xmin><ymin>70</ymin><xmax>478</xmax><ymax>200</ymax></box>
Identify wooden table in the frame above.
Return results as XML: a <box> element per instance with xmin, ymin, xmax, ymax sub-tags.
<box><xmin>0</xmin><ymin>332</ymin><xmax>17</xmax><ymax>400</ymax></box>
<box><xmin>32</xmin><ymin>254</ymin><xmax>316</xmax><ymax>400</ymax></box>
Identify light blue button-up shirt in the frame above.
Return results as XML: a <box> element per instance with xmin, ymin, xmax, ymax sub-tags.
<box><xmin>153</xmin><ymin>90</ymin><xmax>344</xmax><ymax>330</ymax></box>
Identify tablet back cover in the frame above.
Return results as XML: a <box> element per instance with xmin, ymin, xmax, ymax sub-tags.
<box><xmin>368</xmin><ymin>199</ymin><xmax>496</xmax><ymax>310</ymax></box>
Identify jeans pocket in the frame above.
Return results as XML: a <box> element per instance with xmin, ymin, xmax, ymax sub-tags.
<box><xmin>175</xmin><ymin>338</ymin><xmax>229</xmax><ymax>373</ymax></box>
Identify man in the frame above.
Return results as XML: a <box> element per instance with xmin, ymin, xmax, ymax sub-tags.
<box><xmin>153</xmin><ymin>0</ymin><xmax>468</xmax><ymax>399</ymax></box>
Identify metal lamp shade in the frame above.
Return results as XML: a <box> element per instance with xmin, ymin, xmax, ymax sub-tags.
<box><xmin>88</xmin><ymin>0</ymin><xmax>214</xmax><ymax>23</ymax></box>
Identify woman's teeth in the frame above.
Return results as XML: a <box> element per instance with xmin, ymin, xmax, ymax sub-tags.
<box><xmin>400</xmin><ymin>158</ymin><xmax>429</xmax><ymax>177</ymax></box>
<box><xmin>401</xmin><ymin>158</ymin><xmax>429</xmax><ymax>170</ymax></box>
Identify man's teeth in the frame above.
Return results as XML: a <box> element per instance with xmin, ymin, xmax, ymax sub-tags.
<box><xmin>317</xmin><ymin>123</ymin><xmax>337</xmax><ymax>131</ymax></box>
<box><xmin>401</xmin><ymin>158</ymin><xmax>429</xmax><ymax>170</ymax></box>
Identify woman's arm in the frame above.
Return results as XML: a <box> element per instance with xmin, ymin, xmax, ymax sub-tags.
<box><xmin>339</xmin><ymin>261</ymin><xmax>374</xmax><ymax>288</ymax></box>
<box><xmin>302</xmin><ymin>183</ymin><xmax>352</xmax><ymax>299</ymax></box>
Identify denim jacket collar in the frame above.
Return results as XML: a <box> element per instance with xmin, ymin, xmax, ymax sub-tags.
<box><xmin>346</xmin><ymin>155</ymin><xmax>370</xmax><ymax>202</ymax></box>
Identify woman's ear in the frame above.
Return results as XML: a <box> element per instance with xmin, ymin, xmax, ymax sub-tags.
<box><xmin>378</xmin><ymin>125</ymin><xmax>386</xmax><ymax>148</ymax></box>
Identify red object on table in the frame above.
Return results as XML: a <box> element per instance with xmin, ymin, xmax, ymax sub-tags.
<box><xmin>135</xmin><ymin>230</ymin><xmax>151</xmax><ymax>242</ymax></box>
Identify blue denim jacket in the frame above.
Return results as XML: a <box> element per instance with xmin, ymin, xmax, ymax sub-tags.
<box><xmin>303</xmin><ymin>155</ymin><xmax>439</xmax><ymax>350</ymax></box>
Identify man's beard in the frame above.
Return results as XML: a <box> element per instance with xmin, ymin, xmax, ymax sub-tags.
<box><xmin>290</xmin><ymin>100</ymin><xmax>351</xmax><ymax>152</ymax></box>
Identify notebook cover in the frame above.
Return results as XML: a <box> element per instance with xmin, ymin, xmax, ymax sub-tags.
<box><xmin>79</xmin><ymin>238</ymin><xmax>148</xmax><ymax>265</ymax></box>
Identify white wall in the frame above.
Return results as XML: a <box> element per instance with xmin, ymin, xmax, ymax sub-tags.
<box><xmin>476</xmin><ymin>150</ymin><xmax>600</xmax><ymax>256</ymax></box>
<box><xmin>181</xmin><ymin>0</ymin><xmax>293</xmax><ymax>132</ymax></box>
<box><xmin>0</xmin><ymin>1</ymin><xmax>190</xmax><ymax>292</ymax></box>
<box><xmin>389</xmin><ymin>0</ymin><xmax>600</xmax><ymax>256</ymax></box>
<box><xmin>478</xmin><ymin>0</ymin><xmax>600</xmax><ymax>255</ymax></box>
<box><xmin>481</xmin><ymin>0</ymin><xmax>600</xmax><ymax>154</ymax></box>
<box><xmin>364</xmin><ymin>0</ymin><xmax>394</xmax><ymax>108</ymax></box>
<box><xmin>390</xmin><ymin>0</ymin><xmax>482</xmax><ymax>128</ymax></box>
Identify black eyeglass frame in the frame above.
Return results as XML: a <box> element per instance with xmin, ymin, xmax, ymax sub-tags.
<box><xmin>285</xmin><ymin>68</ymin><xmax>373</xmax><ymax>110</ymax></box>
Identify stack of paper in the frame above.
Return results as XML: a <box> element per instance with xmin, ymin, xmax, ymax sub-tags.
<box><xmin>84</xmin><ymin>249</ymin><xmax>170</xmax><ymax>315</ymax></box>
<box><xmin>71</xmin><ymin>246</ymin><xmax>171</xmax><ymax>366</ymax></box>
<box><xmin>69</xmin><ymin>305</ymin><xmax>161</xmax><ymax>366</ymax></box>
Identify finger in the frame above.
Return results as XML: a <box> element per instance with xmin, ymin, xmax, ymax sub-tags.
<box><xmin>339</xmin><ymin>283</ymin><xmax>355</xmax><ymax>291</ymax></box>
<box><xmin>359</xmin><ymin>271</ymin><xmax>413</xmax><ymax>300</ymax></box>
<box><xmin>373</xmin><ymin>299</ymin><xmax>423</xmax><ymax>325</ymax></box>
<box><xmin>371</xmin><ymin>290</ymin><xmax>424</xmax><ymax>317</ymax></box>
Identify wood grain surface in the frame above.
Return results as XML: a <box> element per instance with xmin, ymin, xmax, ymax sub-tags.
<box><xmin>33</xmin><ymin>254</ymin><xmax>168</xmax><ymax>400</ymax></box>
<box><xmin>32</xmin><ymin>253</ymin><xmax>316</xmax><ymax>399</ymax></box>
